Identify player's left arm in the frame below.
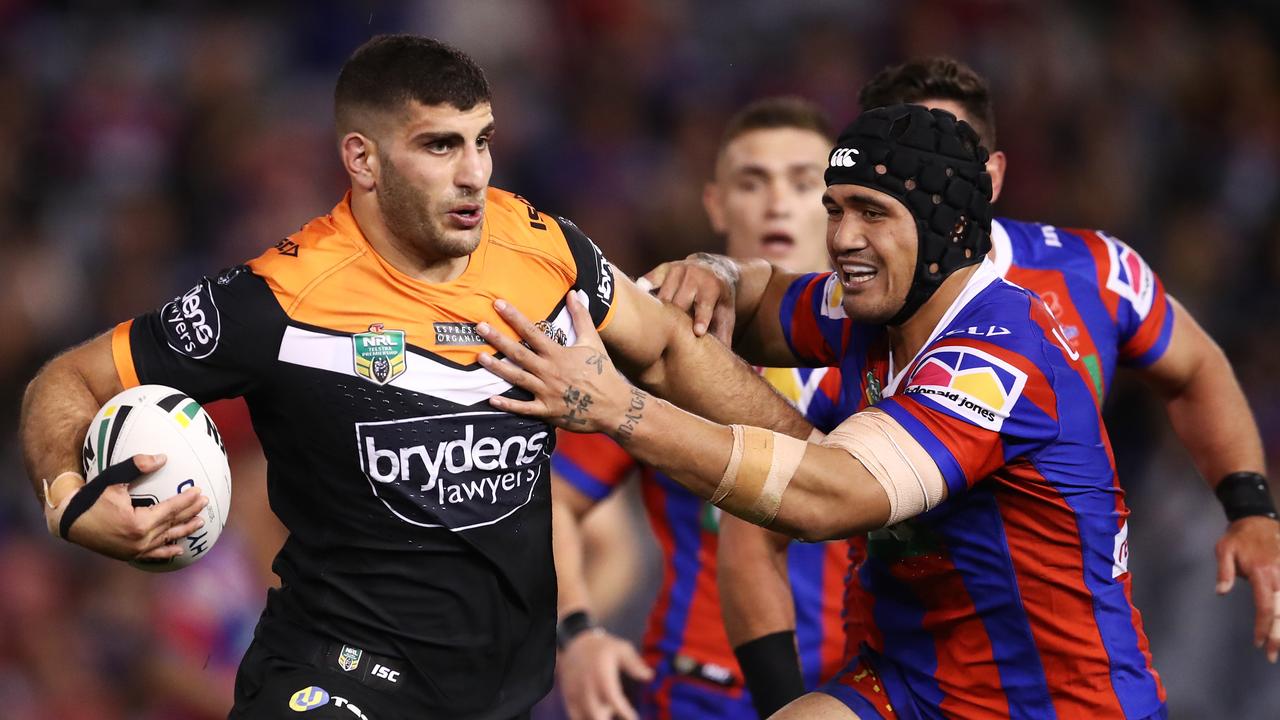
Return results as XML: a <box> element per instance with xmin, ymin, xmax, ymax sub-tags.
<box><xmin>1135</xmin><ymin>295</ymin><xmax>1280</xmax><ymax>661</ymax></box>
<box><xmin>600</xmin><ymin>266</ymin><xmax>813</xmax><ymax>440</ymax></box>
<box><xmin>477</xmin><ymin>296</ymin><xmax>899</xmax><ymax>541</ymax></box>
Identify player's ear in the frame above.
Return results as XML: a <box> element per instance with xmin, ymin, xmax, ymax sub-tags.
<box><xmin>342</xmin><ymin>132</ymin><xmax>379</xmax><ymax>192</ymax></box>
<box><xmin>702</xmin><ymin>181</ymin><xmax>728</xmax><ymax>234</ymax></box>
<box><xmin>986</xmin><ymin>150</ymin><xmax>1007</xmax><ymax>204</ymax></box>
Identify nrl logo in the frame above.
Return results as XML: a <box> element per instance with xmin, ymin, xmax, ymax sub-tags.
<box><xmin>353</xmin><ymin>323</ymin><xmax>407</xmax><ymax>385</ymax></box>
<box><xmin>337</xmin><ymin>645</ymin><xmax>363</xmax><ymax>672</ymax></box>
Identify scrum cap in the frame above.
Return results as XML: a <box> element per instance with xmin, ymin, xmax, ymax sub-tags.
<box><xmin>825</xmin><ymin>104</ymin><xmax>993</xmax><ymax>324</ymax></box>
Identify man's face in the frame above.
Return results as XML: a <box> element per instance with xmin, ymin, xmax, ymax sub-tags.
<box><xmin>823</xmin><ymin>183</ymin><xmax>918</xmax><ymax>323</ymax></box>
<box><xmin>374</xmin><ymin>101</ymin><xmax>495</xmax><ymax>261</ymax></box>
<box><xmin>704</xmin><ymin>127</ymin><xmax>831</xmax><ymax>273</ymax></box>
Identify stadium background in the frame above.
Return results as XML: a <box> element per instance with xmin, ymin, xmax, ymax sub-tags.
<box><xmin>1</xmin><ymin>0</ymin><xmax>1278</xmax><ymax>717</ymax></box>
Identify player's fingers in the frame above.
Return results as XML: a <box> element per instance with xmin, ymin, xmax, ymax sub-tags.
<box><xmin>131</xmin><ymin>452</ymin><xmax>168</xmax><ymax>475</ymax></box>
<box><xmin>143</xmin><ymin>512</ymin><xmax>207</xmax><ymax>552</ymax></box>
<box><xmin>619</xmin><ymin>644</ymin><xmax>655</xmax><ymax>681</ymax></box>
<box><xmin>476</xmin><ymin>320</ymin><xmax>549</xmax><ymax>372</ymax></box>
<box><xmin>689</xmin><ymin>290</ymin><xmax>717</xmax><ymax>337</ymax></box>
<box><xmin>1267</xmin><ymin>587</ymin><xmax>1280</xmax><ymax>663</ymax></box>
<box><xmin>140</xmin><ymin>486</ymin><xmax>206</xmax><ymax>529</ymax></box>
<box><xmin>1253</xmin><ymin>577</ymin><xmax>1276</xmax><ymax>649</ymax></box>
<box><xmin>477</xmin><ymin>353</ymin><xmax>548</xmax><ymax>393</ymax></box>
<box><xmin>710</xmin><ymin>302</ymin><xmax>737</xmax><ymax>345</ymax></box>
<box><xmin>487</xmin><ymin>394</ymin><xmax>551</xmax><ymax>418</ymax></box>
<box><xmin>1216</xmin><ymin>543</ymin><xmax>1237</xmax><ymax>594</ymax></box>
<box><xmin>492</xmin><ymin>299</ymin><xmax>558</xmax><ymax>354</ymax></box>
<box><xmin>135</xmin><ymin>542</ymin><xmax>186</xmax><ymax>562</ymax></box>
<box><xmin>656</xmin><ymin>265</ymin><xmax>686</xmax><ymax>304</ymax></box>
<box><xmin>640</xmin><ymin>262</ymin><xmax>672</xmax><ymax>292</ymax></box>
<box><xmin>595</xmin><ymin>660</ymin><xmax>638</xmax><ymax>720</ymax></box>
<box><xmin>565</xmin><ymin>293</ymin><xmax>605</xmax><ymax>350</ymax></box>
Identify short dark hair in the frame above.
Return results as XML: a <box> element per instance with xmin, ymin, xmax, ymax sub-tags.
<box><xmin>858</xmin><ymin>57</ymin><xmax>996</xmax><ymax>149</ymax></box>
<box><xmin>335</xmin><ymin>34</ymin><xmax>490</xmax><ymax>134</ymax></box>
<box><xmin>717</xmin><ymin>96</ymin><xmax>833</xmax><ymax>156</ymax></box>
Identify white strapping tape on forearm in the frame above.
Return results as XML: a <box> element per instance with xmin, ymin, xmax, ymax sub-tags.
<box><xmin>712</xmin><ymin>425</ymin><xmax>807</xmax><ymax>526</ymax></box>
<box><xmin>807</xmin><ymin>427</ymin><xmax>827</xmax><ymax>444</ymax></box>
<box><xmin>712</xmin><ymin>425</ymin><xmax>745</xmax><ymax>505</ymax></box>
<box><xmin>822</xmin><ymin>410</ymin><xmax>946</xmax><ymax>526</ymax></box>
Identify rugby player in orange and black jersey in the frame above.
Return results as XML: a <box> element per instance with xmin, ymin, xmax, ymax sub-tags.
<box><xmin>22</xmin><ymin>35</ymin><xmax>814</xmax><ymax>719</ymax></box>
<box><xmin>111</xmin><ymin>188</ymin><xmax>612</xmax><ymax>717</ymax></box>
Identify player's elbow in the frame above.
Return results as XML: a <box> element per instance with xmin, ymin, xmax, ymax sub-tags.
<box><xmin>769</xmin><ymin>500</ymin><xmax>873</xmax><ymax>543</ymax></box>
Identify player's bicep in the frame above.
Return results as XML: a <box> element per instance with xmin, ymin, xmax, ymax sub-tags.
<box><xmin>1136</xmin><ymin>296</ymin><xmax>1217</xmax><ymax>396</ymax></box>
<box><xmin>56</xmin><ymin>330</ymin><xmax>126</xmax><ymax>406</ymax></box>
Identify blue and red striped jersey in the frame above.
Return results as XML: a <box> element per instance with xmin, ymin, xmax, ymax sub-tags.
<box><xmin>781</xmin><ymin>257</ymin><xmax>1167</xmax><ymax>718</ymax></box>
<box><xmin>552</xmin><ymin>366</ymin><xmax>849</xmax><ymax>701</ymax></box>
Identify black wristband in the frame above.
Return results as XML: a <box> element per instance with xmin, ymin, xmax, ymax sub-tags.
<box><xmin>733</xmin><ymin>631</ymin><xmax>804</xmax><ymax>719</ymax></box>
<box><xmin>60</xmin><ymin>458</ymin><xmax>145</xmax><ymax>539</ymax></box>
<box><xmin>556</xmin><ymin>610</ymin><xmax>596</xmax><ymax>650</ymax></box>
<box><xmin>1215</xmin><ymin>472</ymin><xmax>1278</xmax><ymax>523</ymax></box>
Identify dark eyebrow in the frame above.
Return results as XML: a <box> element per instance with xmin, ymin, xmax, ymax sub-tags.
<box><xmin>408</xmin><ymin>122</ymin><xmax>496</xmax><ymax>146</ymax></box>
<box><xmin>842</xmin><ymin>190</ymin><xmax>892</xmax><ymax>213</ymax></box>
<box><xmin>729</xmin><ymin>165</ymin><xmax>771</xmax><ymax>181</ymax></box>
<box><xmin>409</xmin><ymin>130</ymin><xmax>464</xmax><ymax>146</ymax></box>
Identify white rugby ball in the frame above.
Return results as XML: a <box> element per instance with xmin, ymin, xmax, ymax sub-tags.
<box><xmin>81</xmin><ymin>384</ymin><xmax>232</xmax><ymax>572</ymax></box>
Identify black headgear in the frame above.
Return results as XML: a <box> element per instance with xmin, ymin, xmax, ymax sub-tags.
<box><xmin>824</xmin><ymin>104</ymin><xmax>993</xmax><ymax>325</ymax></box>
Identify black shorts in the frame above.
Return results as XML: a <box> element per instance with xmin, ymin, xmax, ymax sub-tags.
<box><xmin>229</xmin><ymin>625</ymin><xmax>532</xmax><ymax>720</ymax></box>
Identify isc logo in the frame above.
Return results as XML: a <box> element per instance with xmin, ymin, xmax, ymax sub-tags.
<box><xmin>372</xmin><ymin>663</ymin><xmax>400</xmax><ymax>683</ymax></box>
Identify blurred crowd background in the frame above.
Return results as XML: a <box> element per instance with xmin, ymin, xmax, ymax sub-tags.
<box><xmin>1</xmin><ymin>0</ymin><xmax>1278</xmax><ymax>717</ymax></box>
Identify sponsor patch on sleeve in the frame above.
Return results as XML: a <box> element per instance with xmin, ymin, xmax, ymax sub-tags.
<box><xmin>1101</xmin><ymin>232</ymin><xmax>1155</xmax><ymax>319</ymax></box>
<box><xmin>900</xmin><ymin>346</ymin><xmax>1028</xmax><ymax>432</ymax></box>
<box><xmin>161</xmin><ymin>278</ymin><xmax>221</xmax><ymax>359</ymax></box>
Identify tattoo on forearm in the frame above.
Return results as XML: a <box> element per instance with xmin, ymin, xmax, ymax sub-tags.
<box><xmin>616</xmin><ymin>387</ymin><xmax>648</xmax><ymax>441</ymax></box>
<box><xmin>585</xmin><ymin>352</ymin><xmax>605</xmax><ymax>375</ymax></box>
<box><xmin>561</xmin><ymin>387</ymin><xmax>594</xmax><ymax>426</ymax></box>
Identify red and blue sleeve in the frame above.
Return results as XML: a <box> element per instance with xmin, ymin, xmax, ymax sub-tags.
<box><xmin>778</xmin><ymin>272</ymin><xmax>851</xmax><ymax>366</ymax></box>
<box><xmin>876</xmin><ymin>336</ymin><xmax>1062</xmax><ymax>497</ymax></box>
<box><xmin>551</xmin><ymin>431</ymin><xmax>637</xmax><ymax>501</ymax></box>
<box><xmin>1096</xmin><ymin>233</ymin><xmax>1175</xmax><ymax>368</ymax></box>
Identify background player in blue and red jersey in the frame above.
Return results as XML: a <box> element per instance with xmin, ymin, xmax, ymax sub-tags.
<box><xmin>549</xmin><ymin>98</ymin><xmax>848</xmax><ymax>720</ymax></box>
<box><xmin>477</xmin><ymin>103</ymin><xmax>1196</xmax><ymax>719</ymax></box>
<box><xmin>689</xmin><ymin>59</ymin><xmax>1280</xmax><ymax>714</ymax></box>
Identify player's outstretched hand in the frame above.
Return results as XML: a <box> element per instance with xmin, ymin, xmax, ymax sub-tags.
<box><xmin>44</xmin><ymin>453</ymin><xmax>207</xmax><ymax>563</ymax></box>
<box><xmin>558</xmin><ymin>628</ymin><xmax>654</xmax><ymax>720</ymax></box>
<box><xmin>478</xmin><ymin>294</ymin><xmax>634</xmax><ymax>435</ymax></box>
<box><xmin>1215</xmin><ymin>516</ymin><xmax>1280</xmax><ymax>663</ymax></box>
<box><xmin>639</xmin><ymin>253</ymin><xmax>739</xmax><ymax>345</ymax></box>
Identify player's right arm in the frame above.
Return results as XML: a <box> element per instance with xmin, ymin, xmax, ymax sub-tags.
<box><xmin>551</xmin><ymin>433</ymin><xmax>653</xmax><ymax>720</ymax></box>
<box><xmin>643</xmin><ymin>254</ymin><xmax>812</xmax><ymax>368</ymax></box>
<box><xmin>19</xmin><ymin>331</ymin><xmax>206</xmax><ymax>561</ymax></box>
<box><xmin>718</xmin><ymin>515</ymin><xmax>806</xmax><ymax>718</ymax></box>
<box><xmin>21</xmin><ymin>264</ymin><xmax>278</xmax><ymax>562</ymax></box>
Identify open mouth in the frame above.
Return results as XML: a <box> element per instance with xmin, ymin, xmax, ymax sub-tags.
<box><xmin>838</xmin><ymin>260</ymin><xmax>878</xmax><ymax>289</ymax></box>
<box><xmin>760</xmin><ymin>232</ymin><xmax>796</xmax><ymax>254</ymax></box>
<box><xmin>446</xmin><ymin>203</ymin><xmax>483</xmax><ymax>229</ymax></box>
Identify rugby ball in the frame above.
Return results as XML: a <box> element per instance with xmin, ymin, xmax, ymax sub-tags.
<box><xmin>81</xmin><ymin>384</ymin><xmax>232</xmax><ymax>572</ymax></box>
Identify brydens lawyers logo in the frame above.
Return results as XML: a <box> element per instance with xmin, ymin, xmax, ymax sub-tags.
<box><xmin>353</xmin><ymin>323</ymin><xmax>407</xmax><ymax>385</ymax></box>
<box><xmin>903</xmin><ymin>346</ymin><xmax>1027</xmax><ymax>432</ymax></box>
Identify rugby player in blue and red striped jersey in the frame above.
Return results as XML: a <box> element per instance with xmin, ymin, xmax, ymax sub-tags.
<box><xmin>475</xmin><ymin>103</ymin><xmax>1277</xmax><ymax>720</ymax></box>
